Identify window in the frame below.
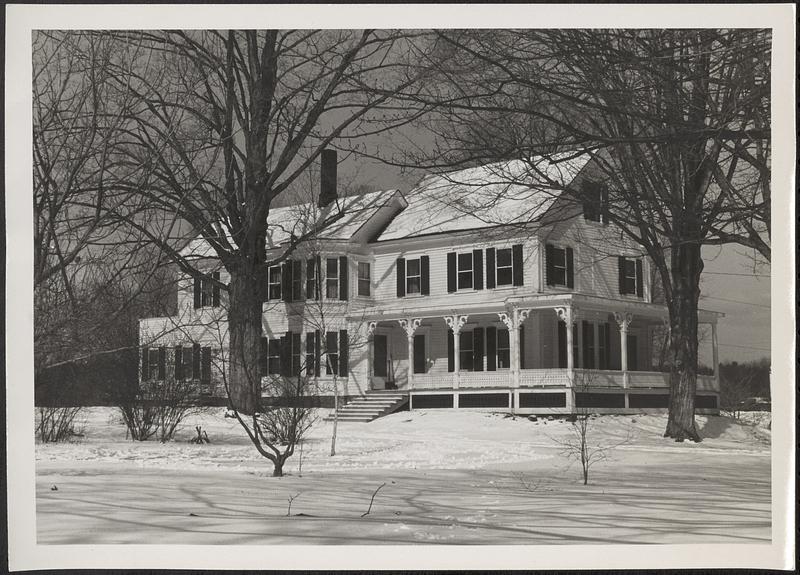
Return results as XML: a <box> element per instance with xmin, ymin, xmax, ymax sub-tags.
<box><xmin>459</xmin><ymin>330</ymin><xmax>474</xmax><ymax>371</ymax></box>
<box><xmin>290</xmin><ymin>333</ymin><xmax>301</xmax><ymax>376</ymax></box>
<box><xmin>550</xmin><ymin>247</ymin><xmax>567</xmax><ymax>286</ymax></box>
<box><xmin>457</xmin><ymin>253</ymin><xmax>473</xmax><ymax>289</ymax></box>
<box><xmin>497</xmin><ymin>329</ymin><xmax>510</xmax><ymax>369</ymax></box>
<box><xmin>267</xmin><ymin>339</ymin><xmax>281</xmax><ymax>375</ymax></box>
<box><xmin>406</xmin><ymin>258</ymin><xmax>421</xmax><ymax>294</ymax></box>
<box><xmin>147</xmin><ymin>348</ymin><xmax>161</xmax><ymax>381</ymax></box>
<box><xmin>496</xmin><ymin>248</ymin><xmax>513</xmax><ymax>286</ymax></box>
<box><xmin>175</xmin><ymin>346</ymin><xmax>194</xmax><ymax>381</ymax></box>
<box><xmin>306</xmin><ymin>258</ymin><xmax>318</xmax><ymax>300</ymax></box>
<box><xmin>268</xmin><ymin>266</ymin><xmax>282</xmax><ymax>300</ymax></box>
<box><xmin>306</xmin><ymin>331</ymin><xmax>320</xmax><ymax>377</ymax></box>
<box><xmin>325</xmin><ymin>331</ymin><xmax>339</xmax><ymax>375</ymax></box>
<box><xmin>291</xmin><ymin>262</ymin><xmax>302</xmax><ymax>301</ymax></box>
<box><xmin>413</xmin><ymin>333</ymin><xmax>427</xmax><ymax>374</ymax></box>
<box><xmin>357</xmin><ymin>262</ymin><xmax>371</xmax><ymax>297</ymax></box>
<box><xmin>326</xmin><ymin>258</ymin><xmax>339</xmax><ymax>299</ymax></box>
<box><xmin>598</xmin><ymin>323</ymin><xmax>609</xmax><ymax>370</ymax></box>
<box><xmin>194</xmin><ymin>271</ymin><xmax>221</xmax><ymax>308</ymax></box>
<box><xmin>619</xmin><ymin>255</ymin><xmax>644</xmax><ymax>297</ymax></box>
<box><xmin>582</xmin><ymin>181</ymin><xmax>606</xmax><ymax>222</ymax></box>
<box><xmin>582</xmin><ymin>321</ymin><xmax>595</xmax><ymax>369</ymax></box>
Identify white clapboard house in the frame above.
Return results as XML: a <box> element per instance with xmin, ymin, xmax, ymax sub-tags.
<box><xmin>139</xmin><ymin>151</ymin><xmax>722</xmax><ymax>418</ymax></box>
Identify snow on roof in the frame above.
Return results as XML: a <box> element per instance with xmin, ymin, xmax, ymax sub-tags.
<box><xmin>180</xmin><ymin>189</ymin><xmax>398</xmax><ymax>258</ymax></box>
<box><xmin>377</xmin><ymin>153</ymin><xmax>592</xmax><ymax>241</ymax></box>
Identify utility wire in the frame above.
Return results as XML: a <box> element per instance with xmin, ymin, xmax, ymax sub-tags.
<box><xmin>703</xmin><ymin>271</ymin><xmax>769</xmax><ymax>278</ymax></box>
<box><xmin>719</xmin><ymin>342</ymin><xmax>771</xmax><ymax>352</ymax></box>
<box><xmin>702</xmin><ymin>295</ymin><xmax>770</xmax><ymax>309</ymax></box>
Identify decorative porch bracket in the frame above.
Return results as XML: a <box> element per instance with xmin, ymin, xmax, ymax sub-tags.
<box><xmin>365</xmin><ymin>321</ymin><xmax>378</xmax><ymax>336</ymax></box>
<box><xmin>398</xmin><ymin>318</ymin><xmax>423</xmax><ymax>390</ymax></box>
<box><xmin>443</xmin><ymin>314</ymin><xmax>469</xmax><ymax>389</ymax></box>
<box><xmin>613</xmin><ymin>311</ymin><xmax>634</xmax><ymax>388</ymax></box>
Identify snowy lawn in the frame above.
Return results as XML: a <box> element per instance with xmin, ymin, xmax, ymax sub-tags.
<box><xmin>36</xmin><ymin>408</ymin><xmax>771</xmax><ymax>545</ymax></box>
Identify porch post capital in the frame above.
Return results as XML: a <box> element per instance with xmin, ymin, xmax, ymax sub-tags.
<box><xmin>365</xmin><ymin>321</ymin><xmax>378</xmax><ymax>336</ymax></box>
<box><xmin>399</xmin><ymin>318</ymin><xmax>423</xmax><ymax>339</ymax></box>
<box><xmin>613</xmin><ymin>311</ymin><xmax>633</xmax><ymax>331</ymax></box>
<box><xmin>444</xmin><ymin>314</ymin><xmax>469</xmax><ymax>335</ymax></box>
<box><xmin>554</xmin><ymin>305</ymin><xmax>578</xmax><ymax>325</ymax></box>
<box><xmin>497</xmin><ymin>312</ymin><xmax>514</xmax><ymax>331</ymax></box>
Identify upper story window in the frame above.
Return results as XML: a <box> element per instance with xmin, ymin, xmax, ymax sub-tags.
<box><xmin>326</xmin><ymin>258</ymin><xmax>339</xmax><ymax>299</ymax></box>
<box><xmin>396</xmin><ymin>256</ymin><xmax>430</xmax><ymax>297</ymax></box>
<box><xmin>457</xmin><ymin>253</ymin><xmax>473</xmax><ymax>289</ymax></box>
<box><xmin>618</xmin><ymin>256</ymin><xmax>644</xmax><ymax>297</ymax></box>
<box><xmin>545</xmin><ymin>244</ymin><xmax>574</xmax><ymax>288</ymax></box>
<box><xmin>194</xmin><ymin>271</ymin><xmax>220</xmax><ymax>308</ymax></box>
<box><xmin>582</xmin><ymin>181</ymin><xmax>608</xmax><ymax>223</ymax></box>
<box><xmin>306</xmin><ymin>258</ymin><xmax>319</xmax><ymax>300</ymax></box>
<box><xmin>496</xmin><ymin>248</ymin><xmax>513</xmax><ymax>286</ymax></box>
<box><xmin>268</xmin><ymin>266</ymin><xmax>282</xmax><ymax>300</ymax></box>
<box><xmin>486</xmin><ymin>244</ymin><xmax>524</xmax><ymax>288</ymax></box>
<box><xmin>290</xmin><ymin>262</ymin><xmax>302</xmax><ymax>301</ymax></box>
<box><xmin>357</xmin><ymin>262</ymin><xmax>371</xmax><ymax>297</ymax></box>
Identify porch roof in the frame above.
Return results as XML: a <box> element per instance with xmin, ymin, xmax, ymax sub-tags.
<box><xmin>347</xmin><ymin>292</ymin><xmax>722</xmax><ymax>324</ymax></box>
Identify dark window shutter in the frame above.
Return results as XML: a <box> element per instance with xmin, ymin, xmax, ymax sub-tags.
<box><xmin>292</xmin><ymin>260</ymin><xmax>302</xmax><ymax>301</ymax></box>
<box><xmin>519</xmin><ymin>326</ymin><xmax>525</xmax><ymax>369</ymax></box>
<box><xmin>566</xmin><ymin>247</ymin><xmax>574</xmax><ymax>289</ymax></box>
<box><xmin>212</xmin><ymin>272</ymin><xmax>220</xmax><ymax>307</ymax></box>
<box><xmin>618</xmin><ymin>256</ymin><xmax>627</xmax><ymax>294</ymax></box>
<box><xmin>280</xmin><ymin>334</ymin><xmax>291</xmax><ymax>377</ymax></box>
<box><xmin>512</xmin><ymin>244</ymin><xmax>524</xmax><ymax>286</ymax></box>
<box><xmin>259</xmin><ymin>337</ymin><xmax>268</xmax><ymax>377</ymax></box>
<box><xmin>174</xmin><ymin>346</ymin><xmax>183</xmax><ymax>381</ymax></box>
<box><xmin>339</xmin><ymin>256</ymin><xmax>349</xmax><ymax>300</ymax></box>
<box><xmin>473</xmin><ymin>327</ymin><xmax>484</xmax><ymax>371</ymax></box>
<box><xmin>486</xmin><ymin>326</ymin><xmax>497</xmax><ymax>371</ymax></box>
<box><xmin>546</xmin><ymin>244</ymin><xmax>554</xmax><ymax>286</ymax></box>
<box><xmin>413</xmin><ymin>334</ymin><xmax>426</xmax><ymax>374</ymax></box>
<box><xmin>557</xmin><ymin>321</ymin><xmax>567</xmax><ymax>369</ymax></box>
<box><xmin>201</xmin><ymin>347</ymin><xmax>211</xmax><ymax>384</ymax></box>
<box><xmin>582</xmin><ymin>321</ymin><xmax>591</xmax><ymax>368</ymax></box>
<box><xmin>305</xmin><ymin>332</ymin><xmax>315</xmax><ymax>377</ymax></box>
<box><xmin>396</xmin><ymin>258</ymin><xmax>406</xmax><ymax>297</ymax></box>
<box><xmin>314</xmin><ymin>330</ymin><xmax>321</xmax><ymax>376</ymax></box>
<box><xmin>473</xmin><ymin>249</ymin><xmax>483</xmax><ymax>290</ymax></box>
<box><xmin>446</xmin><ymin>252</ymin><xmax>456</xmax><ymax>293</ymax></box>
<box><xmin>282</xmin><ymin>261</ymin><xmax>292</xmax><ymax>302</ymax></box>
<box><xmin>339</xmin><ymin>330</ymin><xmax>349</xmax><ymax>377</ymax></box>
<box><xmin>485</xmin><ymin>248</ymin><xmax>496</xmax><ymax>289</ymax></box>
<box><xmin>447</xmin><ymin>329</ymin><xmax>454</xmax><ymax>372</ymax></box>
<box><xmin>192</xmin><ymin>343</ymin><xmax>201</xmax><ymax>379</ymax></box>
<box><xmin>141</xmin><ymin>347</ymin><xmax>150</xmax><ymax>381</ymax></box>
<box><xmin>604</xmin><ymin>323</ymin><xmax>612</xmax><ymax>369</ymax></box>
<box><xmin>193</xmin><ymin>277</ymin><xmax>201</xmax><ymax>309</ymax></box>
<box><xmin>158</xmin><ymin>347</ymin><xmax>166</xmax><ymax>380</ymax></box>
<box><xmin>636</xmin><ymin>259</ymin><xmax>644</xmax><ymax>298</ymax></box>
<box><xmin>420</xmin><ymin>255</ymin><xmax>430</xmax><ymax>295</ymax></box>
<box><xmin>600</xmin><ymin>185</ymin><xmax>609</xmax><ymax>223</ymax></box>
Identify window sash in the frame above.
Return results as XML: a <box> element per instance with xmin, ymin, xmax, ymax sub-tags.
<box><xmin>181</xmin><ymin>347</ymin><xmax>194</xmax><ymax>380</ymax></box>
<box><xmin>551</xmin><ymin>248</ymin><xmax>567</xmax><ymax>286</ymax></box>
<box><xmin>406</xmin><ymin>258</ymin><xmax>421</xmax><ymax>294</ymax></box>
<box><xmin>267</xmin><ymin>339</ymin><xmax>281</xmax><ymax>375</ymax></box>
<box><xmin>357</xmin><ymin>262</ymin><xmax>371</xmax><ymax>296</ymax></box>
<box><xmin>325</xmin><ymin>331</ymin><xmax>339</xmax><ymax>375</ymax></box>
<box><xmin>147</xmin><ymin>349</ymin><xmax>160</xmax><ymax>381</ymax></box>
<box><xmin>497</xmin><ymin>328</ymin><xmax>511</xmax><ymax>369</ymax></box>
<box><xmin>458</xmin><ymin>330</ymin><xmax>473</xmax><ymax>371</ymax></box>
<box><xmin>624</xmin><ymin>260</ymin><xmax>637</xmax><ymax>294</ymax></box>
<box><xmin>326</xmin><ymin>258</ymin><xmax>339</xmax><ymax>299</ymax></box>
<box><xmin>457</xmin><ymin>253</ymin><xmax>473</xmax><ymax>289</ymax></box>
<box><xmin>496</xmin><ymin>248</ymin><xmax>513</xmax><ymax>286</ymax></box>
<box><xmin>268</xmin><ymin>266</ymin><xmax>282</xmax><ymax>300</ymax></box>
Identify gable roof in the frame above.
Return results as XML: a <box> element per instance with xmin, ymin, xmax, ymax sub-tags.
<box><xmin>180</xmin><ymin>189</ymin><xmax>401</xmax><ymax>258</ymax></box>
<box><xmin>376</xmin><ymin>153</ymin><xmax>592</xmax><ymax>242</ymax></box>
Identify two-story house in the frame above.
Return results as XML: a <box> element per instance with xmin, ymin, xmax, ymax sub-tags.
<box><xmin>139</xmin><ymin>151</ymin><xmax>722</xmax><ymax>415</ymax></box>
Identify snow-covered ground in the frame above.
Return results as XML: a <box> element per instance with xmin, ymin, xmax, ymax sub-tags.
<box><xmin>36</xmin><ymin>408</ymin><xmax>771</xmax><ymax>545</ymax></box>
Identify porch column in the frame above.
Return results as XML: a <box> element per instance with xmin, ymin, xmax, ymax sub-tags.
<box><xmin>365</xmin><ymin>321</ymin><xmax>377</xmax><ymax>390</ymax></box>
<box><xmin>711</xmin><ymin>320</ymin><xmax>720</xmax><ymax>392</ymax></box>
<box><xmin>399</xmin><ymin>318</ymin><xmax>422</xmax><ymax>391</ymax></box>
<box><xmin>614</xmin><ymin>312</ymin><xmax>633</xmax><ymax>388</ymax></box>
<box><xmin>555</xmin><ymin>306</ymin><xmax>578</xmax><ymax>372</ymax></box>
<box><xmin>499</xmin><ymin>308</ymin><xmax>531</xmax><ymax>390</ymax></box>
<box><xmin>444</xmin><ymin>314</ymin><xmax>468</xmax><ymax>390</ymax></box>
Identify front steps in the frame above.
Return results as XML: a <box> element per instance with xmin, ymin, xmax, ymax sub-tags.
<box><xmin>324</xmin><ymin>390</ymin><xmax>409</xmax><ymax>423</ymax></box>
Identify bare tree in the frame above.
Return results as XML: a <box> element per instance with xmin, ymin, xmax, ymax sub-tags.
<box><xmin>91</xmin><ymin>29</ymin><xmax>434</xmax><ymax>417</ymax></box>
<box><xmin>395</xmin><ymin>29</ymin><xmax>770</xmax><ymax>441</ymax></box>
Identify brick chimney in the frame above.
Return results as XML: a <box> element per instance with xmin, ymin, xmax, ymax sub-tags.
<box><xmin>319</xmin><ymin>149</ymin><xmax>337</xmax><ymax>208</ymax></box>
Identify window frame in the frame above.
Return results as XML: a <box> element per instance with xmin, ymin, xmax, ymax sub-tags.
<box><xmin>457</xmin><ymin>252</ymin><xmax>474</xmax><ymax>290</ymax></box>
<box><xmin>268</xmin><ymin>266</ymin><xmax>282</xmax><ymax>300</ymax></box>
<box><xmin>181</xmin><ymin>346</ymin><xmax>194</xmax><ymax>380</ymax></box>
<box><xmin>550</xmin><ymin>246</ymin><xmax>567</xmax><ymax>287</ymax></box>
<box><xmin>406</xmin><ymin>257</ymin><xmax>422</xmax><ymax>295</ymax></box>
<box><xmin>495</xmin><ymin>247</ymin><xmax>514</xmax><ymax>287</ymax></box>
<box><xmin>325</xmin><ymin>257</ymin><xmax>339</xmax><ymax>299</ymax></box>
<box><xmin>325</xmin><ymin>331</ymin><xmax>339</xmax><ymax>375</ymax></box>
<box><xmin>267</xmin><ymin>339</ymin><xmax>281</xmax><ymax>375</ymax></box>
<box><xmin>623</xmin><ymin>259</ymin><xmax>638</xmax><ymax>295</ymax></box>
<box><xmin>147</xmin><ymin>349</ymin><xmax>160</xmax><ymax>381</ymax></box>
<box><xmin>459</xmin><ymin>330</ymin><xmax>474</xmax><ymax>371</ymax></box>
<box><xmin>497</xmin><ymin>328</ymin><xmax>511</xmax><ymax>369</ymax></box>
<box><xmin>357</xmin><ymin>261</ymin><xmax>371</xmax><ymax>297</ymax></box>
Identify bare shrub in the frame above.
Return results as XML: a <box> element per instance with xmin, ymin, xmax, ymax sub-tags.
<box><xmin>36</xmin><ymin>406</ymin><xmax>83</xmax><ymax>443</ymax></box>
<box><xmin>116</xmin><ymin>377</ymin><xmax>207</xmax><ymax>442</ymax></box>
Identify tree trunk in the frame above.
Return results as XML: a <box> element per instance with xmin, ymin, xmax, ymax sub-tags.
<box><xmin>227</xmin><ymin>260</ymin><xmax>265</xmax><ymax>416</ymax></box>
<box><xmin>664</xmin><ymin>238</ymin><xmax>703</xmax><ymax>442</ymax></box>
<box><xmin>272</xmin><ymin>456</ymin><xmax>285</xmax><ymax>477</ymax></box>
